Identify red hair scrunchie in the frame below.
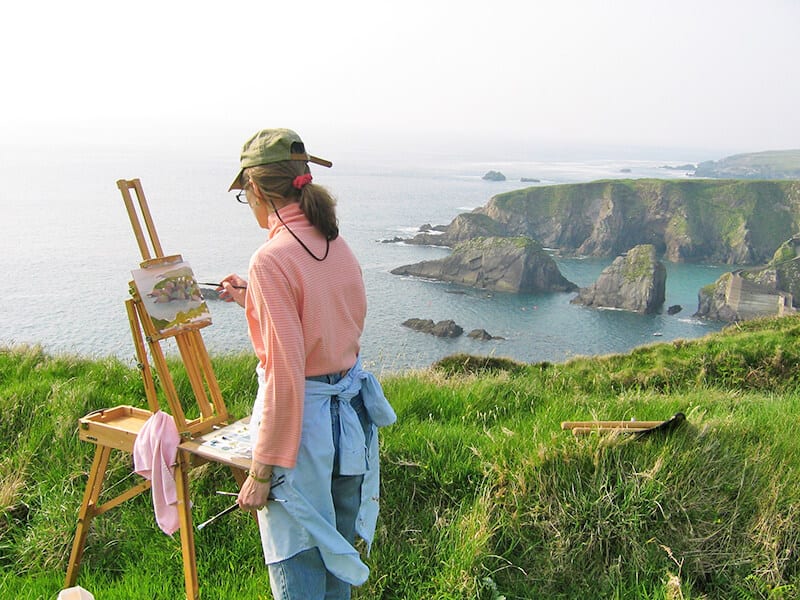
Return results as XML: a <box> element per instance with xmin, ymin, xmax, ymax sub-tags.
<box><xmin>293</xmin><ymin>173</ymin><xmax>313</xmax><ymax>189</ymax></box>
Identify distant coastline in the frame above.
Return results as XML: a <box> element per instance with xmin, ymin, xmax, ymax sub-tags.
<box><xmin>692</xmin><ymin>149</ymin><xmax>800</xmax><ymax>179</ymax></box>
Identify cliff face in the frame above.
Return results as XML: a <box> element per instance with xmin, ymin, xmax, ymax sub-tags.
<box><xmin>390</xmin><ymin>236</ymin><xmax>577</xmax><ymax>293</ymax></box>
<box><xmin>571</xmin><ymin>244</ymin><xmax>666</xmax><ymax>314</ymax></box>
<box><xmin>757</xmin><ymin>237</ymin><xmax>800</xmax><ymax>301</ymax></box>
<box><xmin>413</xmin><ymin>179</ymin><xmax>800</xmax><ymax>266</ymax></box>
<box><xmin>695</xmin><ymin>237</ymin><xmax>800</xmax><ymax>322</ymax></box>
<box><xmin>695</xmin><ymin>272</ymin><xmax>795</xmax><ymax>322</ymax></box>
<box><xmin>407</xmin><ymin>213</ymin><xmax>506</xmax><ymax>246</ymax></box>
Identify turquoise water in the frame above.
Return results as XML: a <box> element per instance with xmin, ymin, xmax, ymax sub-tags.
<box><xmin>0</xmin><ymin>144</ymin><xmax>727</xmax><ymax>373</ymax></box>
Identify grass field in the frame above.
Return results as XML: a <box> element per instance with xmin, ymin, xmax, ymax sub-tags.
<box><xmin>3</xmin><ymin>315</ymin><xmax>800</xmax><ymax>598</ymax></box>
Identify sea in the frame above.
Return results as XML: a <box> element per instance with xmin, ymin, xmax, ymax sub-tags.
<box><xmin>0</xmin><ymin>141</ymin><xmax>731</xmax><ymax>374</ymax></box>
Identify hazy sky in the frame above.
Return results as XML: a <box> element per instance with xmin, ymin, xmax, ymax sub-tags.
<box><xmin>2</xmin><ymin>0</ymin><xmax>798</xmax><ymax>159</ymax></box>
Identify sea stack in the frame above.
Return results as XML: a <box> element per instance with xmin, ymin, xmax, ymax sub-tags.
<box><xmin>571</xmin><ymin>244</ymin><xmax>666</xmax><ymax>313</ymax></box>
<box><xmin>391</xmin><ymin>236</ymin><xmax>577</xmax><ymax>294</ymax></box>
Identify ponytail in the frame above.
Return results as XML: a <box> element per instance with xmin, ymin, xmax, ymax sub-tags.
<box><xmin>298</xmin><ymin>184</ymin><xmax>339</xmax><ymax>241</ymax></box>
<box><xmin>245</xmin><ymin>162</ymin><xmax>339</xmax><ymax>240</ymax></box>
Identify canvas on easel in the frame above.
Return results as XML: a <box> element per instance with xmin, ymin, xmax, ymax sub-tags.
<box><xmin>131</xmin><ymin>257</ymin><xmax>210</xmax><ymax>335</ymax></box>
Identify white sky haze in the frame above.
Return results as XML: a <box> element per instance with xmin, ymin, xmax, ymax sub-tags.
<box><xmin>1</xmin><ymin>0</ymin><xmax>798</xmax><ymax>159</ymax></box>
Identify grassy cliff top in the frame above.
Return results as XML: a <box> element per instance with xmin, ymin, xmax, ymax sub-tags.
<box><xmin>3</xmin><ymin>315</ymin><xmax>800</xmax><ymax>598</ymax></box>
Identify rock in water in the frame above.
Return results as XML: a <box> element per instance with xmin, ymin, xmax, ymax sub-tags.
<box><xmin>391</xmin><ymin>236</ymin><xmax>577</xmax><ymax>293</ymax></box>
<box><xmin>467</xmin><ymin>329</ymin><xmax>504</xmax><ymax>341</ymax></box>
<box><xmin>571</xmin><ymin>244</ymin><xmax>666</xmax><ymax>313</ymax></box>
<box><xmin>402</xmin><ymin>318</ymin><xmax>463</xmax><ymax>338</ymax></box>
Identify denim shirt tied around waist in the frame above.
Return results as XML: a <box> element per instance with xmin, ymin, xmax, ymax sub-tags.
<box><xmin>253</xmin><ymin>356</ymin><xmax>396</xmax><ymax>585</ymax></box>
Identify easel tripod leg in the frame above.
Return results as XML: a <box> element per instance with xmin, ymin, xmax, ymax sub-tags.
<box><xmin>65</xmin><ymin>445</ymin><xmax>112</xmax><ymax>587</ymax></box>
<box><xmin>175</xmin><ymin>449</ymin><xmax>199</xmax><ymax>600</ymax></box>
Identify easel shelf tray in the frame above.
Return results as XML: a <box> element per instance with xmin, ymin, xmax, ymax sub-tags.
<box><xmin>79</xmin><ymin>405</ymin><xmax>153</xmax><ymax>452</ymax></box>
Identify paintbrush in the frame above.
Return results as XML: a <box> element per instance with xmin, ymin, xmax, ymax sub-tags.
<box><xmin>198</xmin><ymin>282</ymin><xmax>248</xmax><ymax>289</ymax></box>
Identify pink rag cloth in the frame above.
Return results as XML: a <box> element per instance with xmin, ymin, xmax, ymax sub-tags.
<box><xmin>133</xmin><ymin>410</ymin><xmax>181</xmax><ymax>535</ymax></box>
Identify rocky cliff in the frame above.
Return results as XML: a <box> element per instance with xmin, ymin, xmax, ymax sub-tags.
<box><xmin>571</xmin><ymin>244</ymin><xmax>666</xmax><ymax>313</ymax></box>
<box><xmin>390</xmin><ymin>236</ymin><xmax>577</xmax><ymax>293</ymax></box>
<box><xmin>695</xmin><ymin>237</ymin><xmax>800</xmax><ymax>321</ymax></box>
<box><xmin>407</xmin><ymin>213</ymin><xmax>507</xmax><ymax>246</ymax></box>
<box><xmin>742</xmin><ymin>237</ymin><xmax>800</xmax><ymax>300</ymax></box>
<box><xmin>406</xmin><ymin>179</ymin><xmax>800</xmax><ymax>266</ymax></box>
<box><xmin>695</xmin><ymin>272</ymin><xmax>794</xmax><ymax>322</ymax></box>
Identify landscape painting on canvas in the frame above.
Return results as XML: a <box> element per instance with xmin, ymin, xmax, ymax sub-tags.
<box><xmin>131</xmin><ymin>259</ymin><xmax>211</xmax><ymax>334</ymax></box>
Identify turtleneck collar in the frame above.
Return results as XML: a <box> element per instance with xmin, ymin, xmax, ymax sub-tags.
<box><xmin>267</xmin><ymin>202</ymin><xmax>305</xmax><ymax>239</ymax></box>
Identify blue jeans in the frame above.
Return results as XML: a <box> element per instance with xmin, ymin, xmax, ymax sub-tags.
<box><xmin>268</xmin><ymin>375</ymin><xmax>369</xmax><ymax>600</ymax></box>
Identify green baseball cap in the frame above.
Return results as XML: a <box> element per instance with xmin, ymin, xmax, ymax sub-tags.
<box><xmin>228</xmin><ymin>128</ymin><xmax>332</xmax><ymax>191</ymax></box>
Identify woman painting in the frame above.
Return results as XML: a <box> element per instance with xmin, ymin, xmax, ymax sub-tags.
<box><xmin>219</xmin><ymin>128</ymin><xmax>395</xmax><ymax>600</ymax></box>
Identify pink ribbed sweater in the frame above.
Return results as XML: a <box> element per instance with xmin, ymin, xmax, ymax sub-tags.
<box><xmin>245</xmin><ymin>203</ymin><xmax>366</xmax><ymax>468</ymax></box>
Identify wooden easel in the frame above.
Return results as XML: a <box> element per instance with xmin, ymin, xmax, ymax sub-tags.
<box><xmin>65</xmin><ymin>178</ymin><xmax>252</xmax><ymax>599</ymax></box>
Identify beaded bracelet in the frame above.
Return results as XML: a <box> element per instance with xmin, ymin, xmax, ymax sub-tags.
<box><xmin>249</xmin><ymin>470</ymin><xmax>270</xmax><ymax>484</ymax></box>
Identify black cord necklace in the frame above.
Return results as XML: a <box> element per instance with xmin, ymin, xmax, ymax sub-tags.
<box><xmin>269</xmin><ymin>198</ymin><xmax>330</xmax><ymax>262</ymax></box>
